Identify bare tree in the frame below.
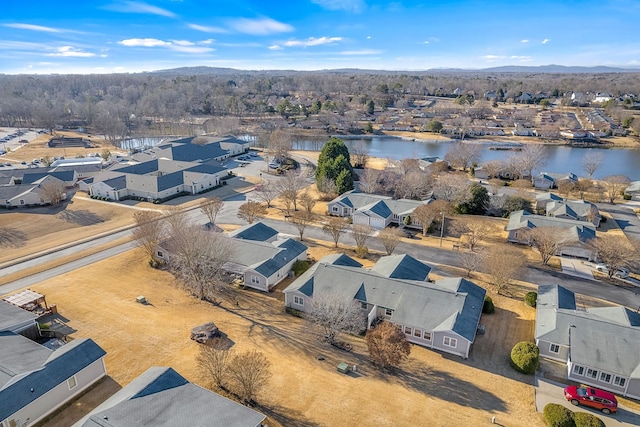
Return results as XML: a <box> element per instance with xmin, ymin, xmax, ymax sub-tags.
<box><xmin>452</xmin><ymin>218</ymin><xmax>492</xmax><ymax>252</ymax></box>
<box><xmin>366</xmin><ymin>321</ymin><xmax>411</xmax><ymax>370</ymax></box>
<box><xmin>237</xmin><ymin>201</ymin><xmax>267</xmax><ymax>224</ymax></box>
<box><xmin>433</xmin><ymin>173</ymin><xmax>471</xmax><ymax>204</ymax></box>
<box><xmin>485</xmin><ymin>244</ymin><xmax>526</xmax><ymax>295</ymax></box>
<box><xmin>557</xmin><ymin>181</ymin><xmax>575</xmax><ymax>199</ymax></box>
<box><xmin>444</xmin><ymin>141</ymin><xmax>482</xmax><ymax>170</ymax></box>
<box><xmin>482</xmin><ymin>160</ymin><xmax>503</xmax><ymax>180</ymax></box>
<box><xmin>511</xmin><ymin>179</ymin><xmax>533</xmax><ymax>198</ymax></box>
<box><xmin>377</xmin><ymin>227</ymin><xmax>404</xmax><ymax>255</ymax></box>
<box><xmin>574</xmin><ymin>179</ymin><xmax>592</xmax><ymax>200</ymax></box>
<box><xmin>457</xmin><ymin>250</ymin><xmax>485</xmax><ymax>278</ymax></box>
<box><xmin>299</xmin><ymin>190</ymin><xmax>317</xmax><ymax>214</ymax></box>
<box><xmin>200</xmin><ymin>197</ymin><xmax>224</xmax><ymax>226</ymax></box>
<box><xmin>132</xmin><ymin>210</ymin><xmax>164</xmax><ymax>263</ymax></box>
<box><xmin>591</xmin><ymin>235</ymin><xmax>637</xmax><ymax>278</ymax></box>
<box><xmin>488</xmin><ymin>178</ymin><xmax>504</xmax><ymax>195</ymax></box>
<box><xmin>351</xmin><ymin>224</ymin><xmax>374</xmax><ymax>255</ymax></box>
<box><xmin>411</xmin><ymin>204</ymin><xmax>438</xmax><ymax>236</ymax></box>
<box><xmin>277</xmin><ymin>170</ymin><xmax>306</xmax><ymax>213</ymax></box>
<box><xmin>267</xmin><ymin>128</ymin><xmax>292</xmax><ymax>163</ymax></box>
<box><xmin>528</xmin><ymin>227</ymin><xmax>566</xmax><ymax>265</ymax></box>
<box><xmin>323</xmin><ymin>217</ymin><xmax>349</xmax><ymax>247</ymax></box>
<box><xmin>510</xmin><ymin>144</ymin><xmax>547</xmax><ymax>181</ymax></box>
<box><xmin>307</xmin><ymin>291</ymin><xmax>365</xmax><ymax>345</ymax></box>
<box><xmin>38</xmin><ymin>179</ymin><xmax>66</xmax><ymax>206</ymax></box>
<box><xmin>197</xmin><ymin>338</ymin><xmax>232</xmax><ymax>389</ymax></box>
<box><xmin>351</xmin><ymin>140</ymin><xmax>369</xmax><ymax>168</ymax></box>
<box><xmin>253</xmin><ymin>182</ymin><xmax>279</xmax><ymax>208</ymax></box>
<box><xmin>316</xmin><ymin>175</ymin><xmax>337</xmax><ymax>200</ymax></box>
<box><xmin>359</xmin><ymin>168</ymin><xmax>381</xmax><ymax>194</ymax></box>
<box><xmin>228</xmin><ymin>350</ymin><xmax>272</xmax><ymax>404</ymax></box>
<box><xmin>166</xmin><ymin>225</ymin><xmax>234</xmax><ymax>301</ymax></box>
<box><xmin>289</xmin><ymin>211</ymin><xmax>315</xmax><ymax>241</ymax></box>
<box><xmin>164</xmin><ymin>205</ymin><xmax>189</xmax><ymax>236</ymax></box>
<box><xmin>582</xmin><ymin>151</ymin><xmax>604</xmax><ymax>179</ymax></box>
<box><xmin>601</xmin><ymin>175</ymin><xmax>631</xmax><ymax>204</ymax></box>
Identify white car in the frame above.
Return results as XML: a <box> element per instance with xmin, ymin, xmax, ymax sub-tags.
<box><xmin>268</xmin><ymin>161</ymin><xmax>280</xmax><ymax>169</ymax></box>
<box><xmin>595</xmin><ymin>264</ymin><xmax>629</xmax><ymax>278</ymax></box>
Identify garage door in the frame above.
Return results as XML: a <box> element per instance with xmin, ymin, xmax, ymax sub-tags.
<box><xmin>559</xmin><ymin>247</ymin><xmax>593</xmax><ymax>260</ymax></box>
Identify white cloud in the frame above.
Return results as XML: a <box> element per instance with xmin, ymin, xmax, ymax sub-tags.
<box><xmin>268</xmin><ymin>45</ymin><xmax>283</xmax><ymax>50</ymax></box>
<box><xmin>228</xmin><ymin>17</ymin><xmax>293</xmax><ymax>35</ymax></box>
<box><xmin>340</xmin><ymin>49</ymin><xmax>382</xmax><ymax>55</ymax></box>
<box><xmin>510</xmin><ymin>55</ymin><xmax>532</xmax><ymax>61</ymax></box>
<box><xmin>47</xmin><ymin>46</ymin><xmax>96</xmax><ymax>57</ymax></box>
<box><xmin>104</xmin><ymin>1</ymin><xmax>176</xmax><ymax>18</ymax></box>
<box><xmin>311</xmin><ymin>0</ymin><xmax>365</xmax><ymax>13</ymax></box>
<box><xmin>366</xmin><ymin>35</ymin><xmax>371</xmax><ymax>39</ymax></box>
<box><xmin>118</xmin><ymin>38</ymin><xmax>214</xmax><ymax>53</ymax></box>
<box><xmin>3</xmin><ymin>23</ymin><xmax>63</xmax><ymax>33</ymax></box>
<box><xmin>187</xmin><ymin>23</ymin><xmax>227</xmax><ymax>33</ymax></box>
<box><xmin>542</xmin><ymin>38</ymin><xmax>550</xmax><ymax>44</ymax></box>
<box><xmin>283</xmin><ymin>37</ymin><xmax>342</xmax><ymax>47</ymax></box>
<box><xmin>483</xmin><ymin>55</ymin><xmax>504</xmax><ymax>59</ymax></box>
<box><xmin>521</xmin><ymin>39</ymin><xmax>529</xmax><ymax>43</ymax></box>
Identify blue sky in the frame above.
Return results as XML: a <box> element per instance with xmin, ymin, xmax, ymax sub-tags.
<box><xmin>1</xmin><ymin>0</ymin><xmax>639</xmax><ymax>74</ymax></box>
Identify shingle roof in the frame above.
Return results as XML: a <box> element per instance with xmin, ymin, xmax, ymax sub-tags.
<box><xmin>184</xmin><ymin>163</ymin><xmax>226</xmax><ymax>175</ymax></box>
<box><xmin>102</xmin><ymin>175</ymin><xmax>127</xmax><ymax>190</ymax></box>
<box><xmin>506</xmin><ymin>211</ymin><xmax>596</xmax><ymax>243</ymax></box>
<box><xmin>156</xmin><ymin>170</ymin><xmax>185</xmax><ymax>191</ymax></box>
<box><xmin>113</xmin><ymin>159</ymin><xmax>159</xmax><ymax>175</ymax></box>
<box><xmin>0</xmin><ymin>335</ymin><xmax>106</xmax><ymax>420</ymax></box>
<box><xmin>0</xmin><ymin>184</ymin><xmax>38</xmax><ymax>200</ymax></box>
<box><xmin>228</xmin><ymin>222</ymin><xmax>279</xmax><ymax>242</ymax></box>
<box><xmin>370</xmin><ymin>254</ymin><xmax>431</xmax><ymax>281</ymax></box>
<box><xmin>0</xmin><ymin>301</ymin><xmax>38</xmax><ymax>332</ymax></box>
<box><xmin>252</xmin><ymin>238</ymin><xmax>307</xmax><ymax>278</ymax></box>
<box><xmin>22</xmin><ymin>170</ymin><xmax>75</xmax><ymax>184</ymax></box>
<box><xmin>167</xmin><ymin>142</ymin><xmax>228</xmax><ymax>162</ymax></box>
<box><xmin>76</xmin><ymin>367</ymin><xmax>266</xmax><ymax>427</ymax></box>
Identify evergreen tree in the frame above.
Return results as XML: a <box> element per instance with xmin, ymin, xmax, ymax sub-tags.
<box><xmin>316</xmin><ymin>137</ymin><xmax>354</xmax><ymax>194</ymax></box>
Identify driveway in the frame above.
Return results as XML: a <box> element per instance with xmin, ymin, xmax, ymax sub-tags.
<box><xmin>535</xmin><ymin>376</ymin><xmax>640</xmax><ymax>426</ymax></box>
<box><xmin>559</xmin><ymin>257</ymin><xmax>594</xmax><ymax>280</ymax></box>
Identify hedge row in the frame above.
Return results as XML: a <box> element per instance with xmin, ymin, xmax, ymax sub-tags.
<box><xmin>543</xmin><ymin>403</ymin><xmax>605</xmax><ymax>427</ymax></box>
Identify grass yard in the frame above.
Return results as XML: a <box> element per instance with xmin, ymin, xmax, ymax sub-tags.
<box><xmin>34</xmin><ymin>246</ymin><xmax>543</xmax><ymax>427</ymax></box>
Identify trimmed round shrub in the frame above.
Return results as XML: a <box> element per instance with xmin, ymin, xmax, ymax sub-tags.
<box><xmin>525</xmin><ymin>291</ymin><xmax>538</xmax><ymax>307</ymax></box>
<box><xmin>573</xmin><ymin>412</ymin><xmax>605</xmax><ymax>427</ymax></box>
<box><xmin>510</xmin><ymin>341</ymin><xmax>539</xmax><ymax>374</ymax></box>
<box><xmin>483</xmin><ymin>296</ymin><xmax>495</xmax><ymax>314</ymax></box>
<box><xmin>543</xmin><ymin>403</ymin><xmax>575</xmax><ymax>427</ymax></box>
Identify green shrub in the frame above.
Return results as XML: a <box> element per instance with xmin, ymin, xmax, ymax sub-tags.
<box><xmin>292</xmin><ymin>260</ymin><xmax>311</xmax><ymax>276</ymax></box>
<box><xmin>510</xmin><ymin>341</ymin><xmax>539</xmax><ymax>374</ymax></box>
<box><xmin>543</xmin><ymin>403</ymin><xmax>575</xmax><ymax>427</ymax></box>
<box><xmin>573</xmin><ymin>412</ymin><xmax>604</xmax><ymax>427</ymax></box>
<box><xmin>285</xmin><ymin>306</ymin><xmax>304</xmax><ymax>318</ymax></box>
<box><xmin>483</xmin><ymin>296</ymin><xmax>495</xmax><ymax>314</ymax></box>
<box><xmin>525</xmin><ymin>292</ymin><xmax>537</xmax><ymax>307</ymax></box>
<box><xmin>623</xmin><ymin>193</ymin><xmax>632</xmax><ymax>200</ymax></box>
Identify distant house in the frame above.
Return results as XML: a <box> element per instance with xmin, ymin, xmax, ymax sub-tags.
<box><xmin>535</xmin><ymin>192</ymin><xmax>563</xmax><ymax>210</ymax></box>
<box><xmin>533</xmin><ymin>172</ymin><xmax>578</xmax><ymax>189</ymax></box>
<box><xmin>536</xmin><ymin>284</ymin><xmax>640</xmax><ymax>399</ymax></box>
<box><xmin>417</xmin><ymin>157</ymin><xmax>445</xmax><ymax>171</ymax></box>
<box><xmin>73</xmin><ymin>367</ymin><xmax>266</xmax><ymax>427</ymax></box>
<box><xmin>0</xmin><ymin>180</ymin><xmax>67</xmax><ymax>208</ymax></box>
<box><xmin>545</xmin><ymin>199</ymin><xmax>601</xmax><ymax>227</ymax></box>
<box><xmin>0</xmin><ymin>333</ymin><xmax>107</xmax><ymax>427</ymax></box>
<box><xmin>284</xmin><ymin>253</ymin><xmax>485</xmax><ymax>359</ymax></box>
<box><xmin>594</xmin><ymin>92</ymin><xmax>613</xmax><ymax>103</ymax></box>
<box><xmin>327</xmin><ymin>191</ymin><xmax>431</xmax><ymax>230</ymax></box>
<box><xmin>87</xmin><ymin>158</ymin><xmax>227</xmax><ymax>202</ymax></box>
<box><xmin>22</xmin><ymin>170</ymin><xmax>77</xmax><ymax>188</ymax></box>
<box><xmin>157</xmin><ymin>222</ymin><xmax>307</xmax><ymax>292</ymax></box>
<box><xmin>505</xmin><ymin>210</ymin><xmax>597</xmax><ymax>260</ymax></box>
<box><xmin>560</xmin><ymin>130</ymin><xmax>588</xmax><ymax>139</ymax></box>
<box><xmin>625</xmin><ymin>181</ymin><xmax>640</xmax><ymax>200</ymax></box>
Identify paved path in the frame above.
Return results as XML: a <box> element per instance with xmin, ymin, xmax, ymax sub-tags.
<box><xmin>535</xmin><ymin>376</ymin><xmax>640</xmax><ymax>426</ymax></box>
<box><xmin>560</xmin><ymin>257</ymin><xmax>594</xmax><ymax>280</ymax></box>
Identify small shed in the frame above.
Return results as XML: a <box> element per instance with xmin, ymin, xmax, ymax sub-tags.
<box><xmin>3</xmin><ymin>289</ymin><xmax>50</xmax><ymax>315</ymax></box>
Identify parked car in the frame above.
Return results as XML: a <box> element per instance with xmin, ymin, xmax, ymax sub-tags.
<box><xmin>564</xmin><ymin>385</ymin><xmax>618</xmax><ymax>414</ymax></box>
<box><xmin>268</xmin><ymin>161</ymin><xmax>280</xmax><ymax>169</ymax></box>
<box><xmin>595</xmin><ymin>264</ymin><xmax>629</xmax><ymax>278</ymax></box>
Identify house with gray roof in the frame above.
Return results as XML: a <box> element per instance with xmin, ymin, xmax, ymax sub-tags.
<box><xmin>228</xmin><ymin>222</ymin><xmax>279</xmax><ymax>243</ymax></box>
<box><xmin>545</xmin><ymin>199</ymin><xmax>601</xmax><ymax>227</ymax></box>
<box><xmin>0</xmin><ymin>300</ymin><xmax>38</xmax><ymax>335</ymax></box>
<box><xmin>534</xmin><ymin>172</ymin><xmax>578</xmax><ymax>190</ymax></box>
<box><xmin>535</xmin><ymin>192</ymin><xmax>563</xmax><ymax>210</ymax></box>
<box><xmin>0</xmin><ymin>334</ymin><xmax>107</xmax><ymax>427</ymax></box>
<box><xmin>22</xmin><ymin>170</ymin><xmax>77</xmax><ymax>187</ymax></box>
<box><xmin>73</xmin><ymin>367</ymin><xmax>265</xmax><ymax>427</ymax></box>
<box><xmin>327</xmin><ymin>191</ymin><xmax>431</xmax><ymax>230</ymax></box>
<box><xmin>87</xmin><ymin>158</ymin><xmax>227</xmax><ymax>202</ymax></box>
<box><xmin>536</xmin><ymin>284</ymin><xmax>640</xmax><ymax>399</ymax></box>
<box><xmin>284</xmin><ymin>253</ymin><xmax>485</xmax><ymax>358</ymax></box>
<box><xmin>506</xmin><ymin>210</ymin><xmax>597</xmax><ymax>260</ymax></box>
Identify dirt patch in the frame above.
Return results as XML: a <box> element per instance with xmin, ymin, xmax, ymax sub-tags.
<box><xmin>33</xmin><ymin>247</ymin><xmax>545</xmax><ymax>427</ymax></box>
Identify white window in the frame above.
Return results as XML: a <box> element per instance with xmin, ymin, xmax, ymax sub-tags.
<box><xmin>423</xmin><ymin>332</ymin><xmax>431</xmax><ymax>341</ymax></box>
<box><xmin>251</xmin><ymin>276</ymin><xmax>259</xmax><ymax>284</ymax></box>
<box><xmin>599</xmin><ymin>372</ymin><xmax>612</xmax><ymax>383</ymax></box>
<box><xmin>293</xmin><ymin>296</ymin><xmax>304</xmax><ymax>305</ymax></box>
<box><xmin>403</xmin><ymin>326</ymin><xmax>411</xmax><ymax>335</ymax></box>
<box><xmin>385</xmin><ymin>308</ymin><xmax>393</xmax><ymax>316</ymax></box>
<box><xmin>572</xmin><ymin>365</ymin><xmax>585</xmax><ymax>376</ymax></box>
<box><xmin>613</xmin><ymin>376</ymin><xmax>626</xmax><ymax>387</ymax></box>
<box><xmin>586</xmin><ymin>368</ymin><xmax>598</xmax><ymax>379</ymax></box>
<box><xmin>549</xmin><ymin>343</ymin><xmax>560</xmax><ymax>353</ymax></box>
<box><xmin>443</xmin><ymin>337</ymin><xmax>457</xmax><ymax>348</ymax></box>
<box><xmin>413</xmin><ymin>329</ymin><xmax>422</xmax><ymax>338</ymax></box>
<box><xmin>67</xmin><ymin>375</ymin><xmax>77</xmax><ymax>390</ymax></box>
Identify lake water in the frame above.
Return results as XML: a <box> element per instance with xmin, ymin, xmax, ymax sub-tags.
<box><xmin>292</xmin><ymin>136</ymin><xmax>640</xmax><ymax>181</ymax></box>
<box><xmin>118</xmin><ymin>137</ymin><xmax>167</xmax><ymax>150</ymax></box>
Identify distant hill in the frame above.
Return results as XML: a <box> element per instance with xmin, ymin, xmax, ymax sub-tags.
<box><xmin>151</xmin><ymin>65</ymin><xmax>639</xmax><ymax>76</ymax></box>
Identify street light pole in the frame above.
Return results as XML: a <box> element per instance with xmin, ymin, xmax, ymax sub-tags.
<box><xmin>439</xmin><ymin>211</ymin><xmax>445</xmax><ymax>247</ymax></box>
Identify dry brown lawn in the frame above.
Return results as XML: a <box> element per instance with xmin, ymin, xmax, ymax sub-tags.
<box><xmin>32</xmin><ymin>244</ymin><xmax>544</xmax><ymax>427</ymax></box>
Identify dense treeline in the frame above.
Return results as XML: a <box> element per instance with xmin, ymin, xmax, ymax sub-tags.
<box><xmin>1</xmin><ymin>69</ymin><xmax>639</xmax><ymax>140</ymax></box>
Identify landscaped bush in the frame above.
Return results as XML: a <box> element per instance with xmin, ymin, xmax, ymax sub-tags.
<box><xmin>482</xmin><ymin>296</ymin><xmax>495</xmax><ymax>314</ymax></box>
<box><xmin>285</xmin><ymin>306</ymin><xmax>304</xmax><ymax>318</ymax></box>
<box><xmin>525</xmin><ymin>292</ymin><xmax>537</xmax><ymax>307</ymax></box>
<box><xmin>510</xmin><ymin>341</ymin><xmax>539</xmax><ymax>374</ymax></box>
<box><xmin>543</xmin><ymin>403</ymin><xmax>575</xmax><ymax>427</ymax></box>
<box><xmin>572</xmin><ymin>412</ymin><xmax>605</xmax><ymax>427</ymax></box>
<box><xmin>291</xmin><ymin>260</ymin><xmax>311</xmax><ymax>276</ymax></box>
<box><xmin>623</xmin><ymin>193</ymin><xmax>632</xmax><ymax>200</ymax></box>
